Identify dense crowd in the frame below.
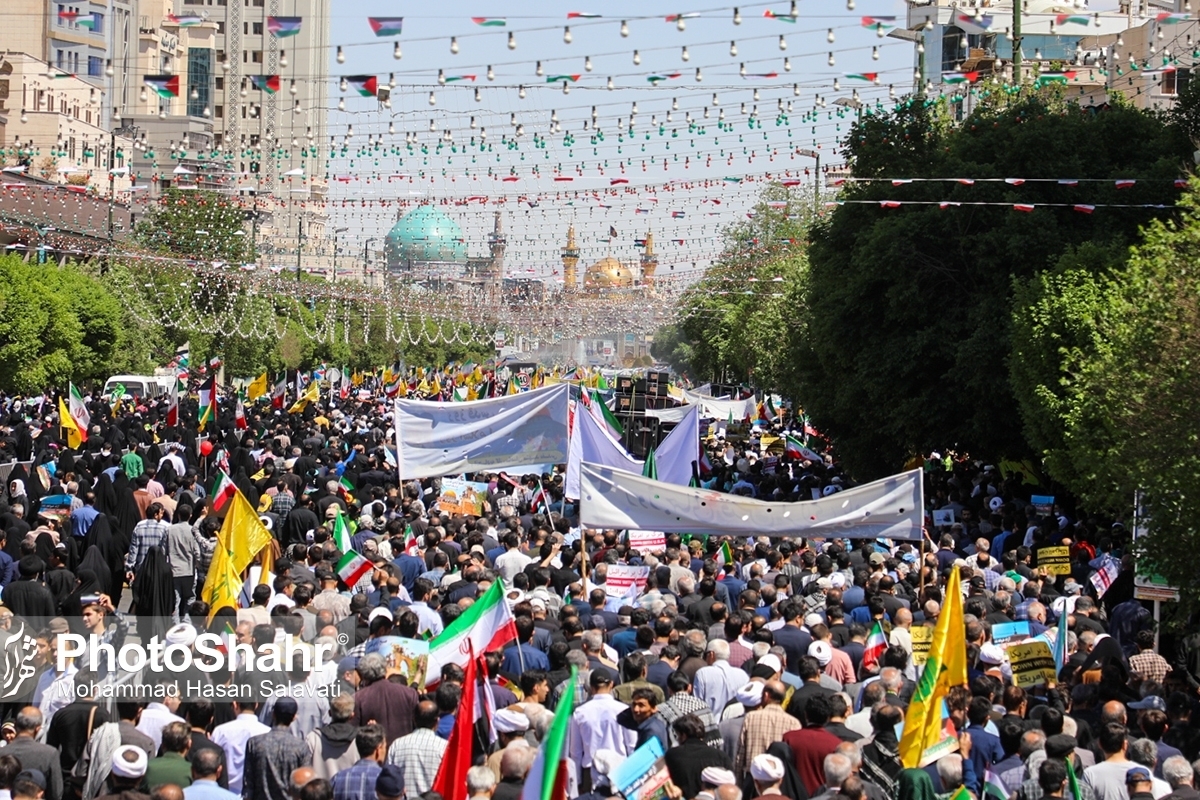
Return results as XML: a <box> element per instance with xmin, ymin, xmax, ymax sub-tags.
<box><xmin>0</xmin><ymin>384</ymin><xmax>1195</xmax><ymax>800</ymax></box>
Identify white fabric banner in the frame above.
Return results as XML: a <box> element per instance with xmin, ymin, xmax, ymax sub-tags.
<box><xmin>579</xmin><ymin>463</ymin><xmax>925</xmax><ymax>540</ymax></box>
<box><xmin>680</xmin><ymin>389</ymin><xmax>756</xmax><ymax>421</ymax></box>
<box><xmin>643</xmin><ymin>405</ymin><xmax>691</xmax><ymax>423</ymax></box>
<box><xmin>565</xmin><ymin>400</ymin><xmax>642</xmax><ymax>498</ymax></box>
<box><xmin>653</xmin><ymin>403</ymin><xmax>700</xmax><ymax>487</ymax></box>
<box><xmin>395</xmin><ymin>384</ymin><xmax>569</xmax><ymax>479</ymax></box>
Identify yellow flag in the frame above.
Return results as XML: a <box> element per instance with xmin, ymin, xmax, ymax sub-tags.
<box><xmin>898</xmin><ymin>567</ymin><xmax>966</xmax><ymax>768</ymax></box>
<box><xmin>218</xmin><ymin>489</ymin><xmax>275</xmax><ymax>577</ymax></box>
<box><xmin>246</xmin><ymin>372</ymin><xmax>268</xmax><ymax>401</ymax></box>
<box><xmin>288</xmin><ymin>381</ymin><xmax>320</xmax><ymax>414</ymax></box>
<box><xmin>202</xmin><ymin>539</ymin><xmax>242</xmax><ymax>623</ymax></box>
<box><xmin>257</xmin><ymin>542</ymin><xmax>275</xmax><ymax>587</ymax></box>
<box><xmin>58</xmin><ymin>396</ymin><xmax>82</xmax><ymax>449</ymax></box>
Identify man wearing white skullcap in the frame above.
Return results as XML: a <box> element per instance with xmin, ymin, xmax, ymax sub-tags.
<box><xmin>485</xmin><ymin>709</ymin><xmax>530</xmax><ymax>782</ymax></box>
<box><xmin>749</xmin><ymin>754</ymin><xmax>787</xmax><ymax>800</ymax></box>
<box><xmin>105</xmin><ymin>745</ymin><xmax>149</xmax><ymax>799</ymax></box>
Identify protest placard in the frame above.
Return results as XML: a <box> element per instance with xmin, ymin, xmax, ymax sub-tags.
<box><xmin>992</xmin><ymin>621</ymin><xmax>1031</xmax><ymax>646</ymax></box>
<box><xmin>931</xmin><ymin>509</ymin><xmax>956</xmax><ymax>527</ymax></box>
<box><xmin>1037</xmin><ymin>546</ymin><xmax>1072</xmax><ymax>576</ymax></box>
<box><xmin>1009</xmin><ymin>640</ymin><xmax>1057</xmax><ymax>688</ymax></box>
<box><xmin>364</xmin><ymin>636</ymin><xmax>430</xmax><ymax>687</ymax></box>
<box><xmin>911</xmin><ymin>625</ymin><xmax>933</xmax><ymax>666</ymax></box>
<box><xmin>627</xmin><ymin>530</ymin><xmax>667</xmax><ymax>552</ymax></box>
<box><xmin>610</xmin><ymin>739</ymin><xmax>672</xmax><ymax>800</ymax></box>
<box><xmin>606</xmin><ymin>565</ymin><xmax>651</xmax><ymax>600</ymax></box>
<box><xmin>437</xmin><ymin>477</ymin><xmax>488</xmax><ymax>516</ymax></box>
<box><xmin>1031</xmin><ymin>495</ymin><xmax>1055</xmax><ymax>518</ymax></box>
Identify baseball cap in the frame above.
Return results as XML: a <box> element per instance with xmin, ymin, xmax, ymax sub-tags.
<box><xmin>868</xmin><ymin>552</ymin><xmax>886</xmax><ymax>565</ymax></box>
<box><xmin>1128</xmin><ymin>695</ymin><xmax>1167</xmax><ymax>711</ymax></box>
<box><xmin>376</xmin><ymin>765</ymin><xmax>405</xmax><ymax>799</ymax></box>
<box><xmin>1125</xmin><ymin>767</ymin><xmax>1152</xmax><ymax>784</ymax></box>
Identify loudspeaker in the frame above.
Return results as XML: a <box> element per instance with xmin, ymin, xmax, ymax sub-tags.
<box><xmin>615</xmin><ymin>394</ymin><xmax>646</xmax><ymax>414</ymax></box>
<box><xmin>616</xmin><ymin>376</ymin><xmax>634</xmax><ymax>393</ymax></box>
<box><xmin>645</xmin><ymin>396</ymin><xmax>672</xmax><ymax>410</ymax></box>
<box><xmin>624</xmin><ymin>417</ymin><xmax>660</xmax><ymax>458</ymax></box>
<box><xmin>633</xmin><ymin>378</ymin><xmax>647</xmax><ymax>394</ymax></box>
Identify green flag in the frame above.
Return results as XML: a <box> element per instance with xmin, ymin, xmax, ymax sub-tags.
<box><xmin>642</xmin><ymin>448</ymin><xmax>658</xmax><ymax>480</ymax></box>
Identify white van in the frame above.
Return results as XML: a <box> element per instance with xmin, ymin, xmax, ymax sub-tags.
<box><xmin>102</xmin><ymin>375</ymin><xmax>174</xmax><ymax>399</ymax></box>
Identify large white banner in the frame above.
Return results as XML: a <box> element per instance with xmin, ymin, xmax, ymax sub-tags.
<box><xmin>579</xmin><ymin>463</ymin><xmax>925</xmax><ymax>540</ymax></box>
<box><xmin>654</xmin><ymin>404</ymin><xmax>700</xmax><ymax>487</ymax></box>
<box><xmin>566</xmin><ymin>402</ymin><xmax>701</xmax><ymax>498</ymax></box>
<box><xmin>395</xmin><ymin>384</ymin><xmax>570</xmax><ymax>479</ymax></box>
<box><xmin>680</xmin><ymin>389</ymin><xmax>756</xmax><ymax>421</ymax></box>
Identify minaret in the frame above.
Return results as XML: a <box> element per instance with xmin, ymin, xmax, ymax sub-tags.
<box><xmin>640</xmin><ymin>230</ymin><xmax>658</xmax><ymax>291</ymax></box>
<box><xmin>488</xmin><ymin>211</ymin><xmax>506</xmax><ymax>280</ymax></box>
<box><xmin>561</xmin><ymin>224</ymin><xmax>580</xmax><ymax>293</ymax></box>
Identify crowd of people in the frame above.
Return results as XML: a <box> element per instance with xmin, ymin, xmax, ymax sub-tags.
<box><xmin>0</xmin><ymin>382</ymin><xmax>1194</xmax><ymax>800</ymax></box>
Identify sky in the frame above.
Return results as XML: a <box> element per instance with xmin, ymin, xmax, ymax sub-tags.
<box><xmin>318</xmin><ymin>0</ymin><xmax>922</xmax><ymax>285</ymax></box>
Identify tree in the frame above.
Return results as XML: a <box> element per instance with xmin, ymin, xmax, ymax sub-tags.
<box><xmin>675</xmin><ymin>184</ymin><xmax>809</xmax><ymax>390</ymax></box>
<box><xmin>797</xmin><ymin>96</ymin><xmax>1192</xmax><ymax>479</ymax></box>
<box><xmin>650</xmin><ymin>323</ymin><xmax>693</xmax><ymax>375</ymax></box>
<box><xmin>134</xmin><ymin>189</ymin><xmax>248</xmax><ymax>264</ymax></box>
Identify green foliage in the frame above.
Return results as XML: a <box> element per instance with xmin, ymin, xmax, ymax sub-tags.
<box><xmin>675</xmin><ymin>184</ymin><xmax>810</xmax><ymax>391</ymax></box>
<box><xmin>134</xmin><ymin>189</ymin><xmax>248</xmax><ymax>264</ymax></box>
<box><xmin>649</xmin><ymin>323</ymin><xmax>694</xmax><ymax>375</ymax></box>
<box><xmin>797</xmin><ymin>97</ymin><xmax>1192</xmax><ymax>479</ymax></box>
<box><xmin>1012</xmin><ymin>183</ymin><xmax>1200</xmax><ymax>605</ymax></box>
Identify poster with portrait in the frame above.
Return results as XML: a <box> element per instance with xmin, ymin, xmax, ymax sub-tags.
<box><xmin>364</xmin><ymin>637</ymin><xmax>429</xmax><ymax>688</ymax></box>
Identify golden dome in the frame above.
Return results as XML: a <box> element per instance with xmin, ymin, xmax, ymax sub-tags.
<box><xmin>583</xmin><ymin>256</ymin><xmax>635</xmax><ymax>290</ymax></box>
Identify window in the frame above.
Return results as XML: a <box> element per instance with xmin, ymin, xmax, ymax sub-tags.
<box><xmin>88</xmin><ymin>55</ymin><xmax>102</xmax><ymax>76</ymax></box>
<box><xmin>252</xmin><ymin>0</ymin><xmax>264</xmax><ymax>6</ymax></box>
<box><xmin>215</xmin><ymin>77</ymin><xmax>224</xmax><ymax>90</ymax></box>
<box><xmin>251</xmin><ymin>50</ymin><xmax>262</xmax><ymax>63</ymax></box>
<box><xmin>217</xmin><ymin>21</ymin><xmax>224</xmax><ymax>33</ymax></box>
<box><xmin>1162</xmin><ymin>69</ymin><xmax>1190</xmax><ymax>96</ymax></box>
<box><xmin>57</xmin><ymin>49</ymin><xmax>64</xmax><ymax>68</ymax></box>
<box><xmin>57</xmin><ymin>4</ymin><xmax>65</xmax><ymax>25</ymax></box>
<box><xmin>187</xmin><ymin>47</ymin><xmax>211</xmax><ymax>117</ymax></box>
<box><xmin>252</xmin><ymin>22</ymin><xmax>262</xmax><ymax>34</ymax></box>
<box><xmin>215</xmin><ymin>105</ymin><xmax>223</xmax><ymax>118</ymax></box>
<box><xmin>91</xmin><ymin>13</ymin><xmax>103</xmax><ymax>33</ymax></box>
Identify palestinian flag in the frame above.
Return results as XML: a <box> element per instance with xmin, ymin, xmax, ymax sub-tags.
<box><xmin>426</xmin><ymin>579</ymin><xmax>518</xmax><ymax>688</ymax></box>
<box><xmin>982</xmin><ymin>770</ymin><xmax>1008</xmax><ymax>800</ymax></box>
<box><xmin>68</xmin><ymin>383</ymin><xmax>90</xmax><ymax>440</ymax></box>
<box><xmin>197</xmin><ymin>375</ymin><xmax>217</xmax><ymax>431</ymax></box>
<box><xmin>1055</xmin><ymin>13</ymin><xmax>1090</xmax><ymax>25</ymax></box>
<box><xmin>520</xmin><ymin>668</ymin><xmax>577</xmax><ymax>800</ymax></box>
<box><xmin>567</xmin><ymin>12</ymin><xmax>602</xmax><ymax>19</ymax></box>
<box><xmin>861</xmin><ymin>620</ymin><xmax>888</xmax><ymax>674</ymax></box>
<box><xmin>763</xmin><ymin>10</ymin><xmax>798</xmax><ymax>22</ymax></box>
<box><xmin>270</xmin><ymin>375</ymin><xmax>287</xmax><ymax>409</ymax></box>
<box><xmin>144</xmin><ymin>75</ymin><xmax>180</xmax><ymax>98</ymax></box>
<box><xmin>368</xmin><ymin>17</ymin><xmax>404</xmax><ymax>36</ymax></box>
<box><xmin>345</xmin><ymin>75</ymin><xmax>378</xmax><ymax>97</ymax></box>
<box><xmin>211</xmin><ymin>469</ymin><xmax>238</xmax><ymax>512</ymax></box>
<box><xmin>546</xmin><ymin>75</ymin><xmax>581</xmax><ymax>83</ymax></box>
<box><xmin>77</xmin><ymin>14</ymin><xmax>97</xmax><ymax>29</ymax></box>
<box><xmin>941</xmin><ymin>71</ymin><xmax>979</xmax><ymax>84</ymax></box>
<box><xmin>250</xmin><ymin>75</ymin><xmax>280</xmax><ymax>94</ymax></box>
<box><xmin>168</xmin><ymin>13</ymin><xmax>204</xmax><ymax>26</ymax></box>
<box><xmin>845</xmin><ymin>73</ymin><xmax>879</xmax><ymax>82</ymax></box>
<box><xmin>267</xmin><ymin>16</ymin><xmax>303</xmax><ymax>36</ymax></box>
<box><xmin>471</xmin><ymin>17</ymin><xmax>506</xmax><ymax>26</ymax></box>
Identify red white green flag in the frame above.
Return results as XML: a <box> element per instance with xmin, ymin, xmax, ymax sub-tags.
<box><xmin>426</xmin><ymin>578</ymin><xmax>517</xmax><ymax>688</ymax></box>
<box><xmin>861</xmin><ymin>620</ymin><xmax>888</xmax><ymax>673</ymax></box>
<box><xmin>520</xmin><ymin>667</ymin><xmax>578</xmax><ymax>800</ymax></box>
<box><xmin>211</xmin><ymin>469</ymin><xmax>238</xmax><ymax>512</ymax></box>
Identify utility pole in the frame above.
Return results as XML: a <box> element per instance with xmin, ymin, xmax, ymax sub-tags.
<box><xmin>295</xmin><ymin>218</ymin><xmax>304</xmax><ymax>283</ymax></box>
<box><xmin>332</xmin><ymin>226</ymin><xmax>349</xmax><ymax>282</ymax></box>
<box><xmin>798</xmin><ymin>149</ymin><xmax>821</xmax><ymax>213</ymax></box>
<box><xmin>1013</xmin><ymin>0</ymin><xmax>1024</xmax><ymax>84</ymax></box>
<box><xmin>107</xmin><ymin>125</ymin><xmax>135</xmax><ymax>242</ymax></box>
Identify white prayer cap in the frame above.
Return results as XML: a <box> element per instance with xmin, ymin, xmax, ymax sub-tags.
<box><xmin>808</xmin><ymin>641</ymin><xmax>832</xmax><ymax>667</ymax></box>
<box><xmin>757</xmin><ymin>654</ymin><xmax>783</xmax><ymax>675</ymax></box>
<box><xmin>493</xmin><ymin>709</ymin><xmax>529</xmax><ymax>734</ymax></box>
<box><xmin>593</xmin><ymin>749</ymin><xmax>622</xmax><ymax>777</ymax></box>
<box><xmin>700</xmin><ymin>768</ymin><xmax>738</xmax><ymax>787</ymax></box>
<box><xmin>736</xmin><ymin>681</ymin><xmax>765</xmax><ymax>708</ymax></box>
<box><xmin>110</xmin><ymin>746</ymin><xmax>148</xmax><ymax>779</ymax></box>
<box><xmin>164</xmin><ymin>623</ymin><xmax>197</xmax><ymax>647</ymax></box>
<box><xmin>750</xmin><ymin>754</ymin><xmax>785</xmax><ymax>782</ymax></box>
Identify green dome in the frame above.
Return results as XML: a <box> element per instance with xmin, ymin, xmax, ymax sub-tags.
<box><xmin>385</xmin><ymin>205</ymin><xmax>467</xmax><ymax>266</ymax></box>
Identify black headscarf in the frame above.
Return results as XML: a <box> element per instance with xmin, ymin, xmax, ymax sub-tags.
<box><xmin>93</xmin><ymin>471</ymin><xmax>118</xmax><ymax>516</ymax></box>
<box><xmin>132</xmin><ymin>545</ymin><xmax>174</xmax><ymax>640</ymax></box>
<box><xmin>110</xmin><ymin>471</ymin><xmax>141</xmax><ymax>546</ymax></box>
<box><xmin>82</xmin><ymin>514</ymin><xmax>124</xmax><ymax>600</ymax></box>
<box><xmin>60</xmin><ymin>568</ymin><xmax>103</xmax><ymax>632</ymax></box>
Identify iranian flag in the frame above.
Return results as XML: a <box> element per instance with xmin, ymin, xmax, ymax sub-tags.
<box><xmin>520</xmin><ymin>668</ymin><xmax>577</xmax><ymax>800</ymax></box>
<box><xmin>166</xmin><ymin>384</ymin><xmax>179</xmax><ymax>427</ymax></box>
<box><xmin>403</xmin><ymin>524</ymin><xmax>420</xmax><ymax>557</ymax></box>
<box><xmin>784</xmin><ymin>433</ymin><xmax>823</xmax><ymax>463</ymax></box>
<box><xmin>715</xmin><ymin>540</ymin><xmax>734</xmax><ymax>568</ymax></box>
<box><xmin>68</xmin><ymin>383</ymin><xmax>90</xmax><ymax>441</ymax></box>
<box><xmin>861</xmin><ymin>620</ymin><xmax>888</xmax><ymax>674</ymax></box>
<box><xmin>211</xmin><ymin>469</ymin><xmax>238</xmax><ymax>512</ymax></box>
<box><xmin>332</xmin><ymin>508</ymin><xmax>372</xmax><ymax>587</ymax></box>
<box><xmin>271</xmin><ymin>375</ymin><xmax>287</xmax><ymax>409</ymax></box>
<box><xmin>234</xmin><ymin>398</ymin><xmax>247</xmax><ymax>430</ymax></box>
<box><xmin>585</xmin><ymin>389</ymin><xmax>624</xmax><ymax>438</ymax></box>
<box><xmin>426</xmin><ymin>578</ymin><xmax>517</xmax><ymax>688</ymax></box>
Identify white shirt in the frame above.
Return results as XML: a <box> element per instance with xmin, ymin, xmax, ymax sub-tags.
<box><xmin>410</xmin><ymin>601</ymin><xmax>444</xmax><ymax>637</ymax></box>
<box><xmin>211</xmin><ymin>712</ymin><xmax>271</xmax><ymax>794</ymax></box>
<box><xmin>136</xmin><ymin>702</ymin><xmax>185</xmax><ymax>754</ymax></box>
<box><xmin>494</xmin><ymin>549</ymin><xmax>533</xmax><ymax>582</ymax></box>
<box><xmin>693</xmin><ymin>661</ymin><xmax>750</xmax><ymax>717</ymax></box>
<box><xmin>38</xmin><ymin>665</ymin><xmax>77</xmax><ymax>723</ymax></box>
<box><xmin>1083</xmin><ymin>759</ymin><xmax>1138</xmax><ymax>800</ymax></box>
<box><xmin>568</xmin><ymin>693</ymin><xmax>638</xmax><ymax>784</ymax></box>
